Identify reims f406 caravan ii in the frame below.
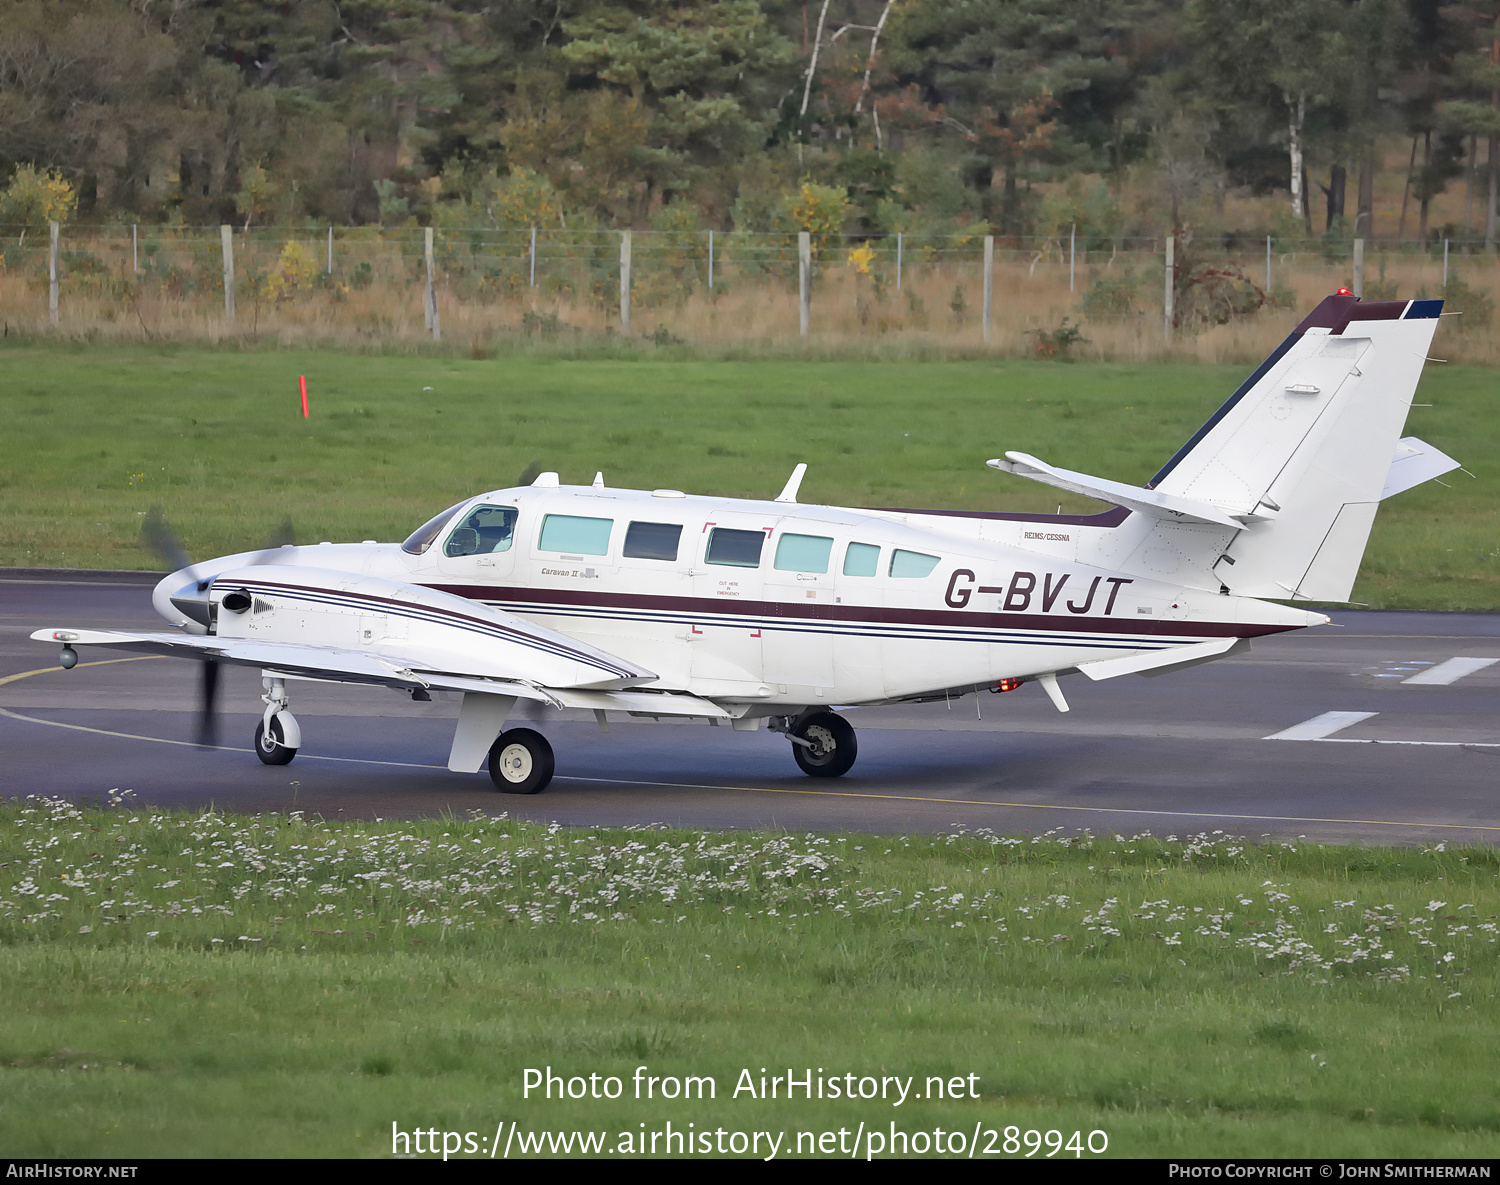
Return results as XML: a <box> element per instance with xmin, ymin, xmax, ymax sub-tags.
<box><xmin>35</xmin><ymin>294</ymin><xmax>1460</xmax><ymax>794</ymax></box>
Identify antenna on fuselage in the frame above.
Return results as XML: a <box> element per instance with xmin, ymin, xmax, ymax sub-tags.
<box><xmin>593</xmin><ymin>472</ymin><xmax>604</xmax><ymax>488</ymax></box>
<box><xmin>774</xmin><ymin>462</ymin><xmax>808</xmax><ymax>504</ymax></box>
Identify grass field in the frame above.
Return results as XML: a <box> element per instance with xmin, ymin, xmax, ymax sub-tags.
<box><xmin>1</xmin><ymin>341</ymin><xmax>1496</xmax><ymax>609</ymax></box>
<box><xmin>1</xmin><ymin>796</ymin><xmax>1497</xmax><ymax>1159</ymax></box>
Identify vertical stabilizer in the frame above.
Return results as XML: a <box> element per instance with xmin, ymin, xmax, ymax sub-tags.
<box><xmin>1149</xmin><ymin>295</ymin><xmax>1443</xmax><ymax>600</ymax></box>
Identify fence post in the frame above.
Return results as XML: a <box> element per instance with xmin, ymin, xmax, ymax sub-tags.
<box><xmin>424</xmin><ymin>226</ymin><xmax>440</xmax><ymax>341</ymax></box>
<box><xmin>798</xmin><ymin>231</ymin><xmax>810</xmax><ymax>339</ymax></box>
<box><xmin>48</xmin><ymin>221</ymin><xmax>59</xmax><ymax>326</ymax></box>
<box><xmin>1164</xmin><ymin>233</ymin><xmax>1174</xmax><ymax>339</ymax></box>
<box><xmin>1265</xmin><ymin>234</ymin><xmax>1271</xmax><ymax>292</ymax></box>
<box><xmin>133</xmin><ymin>223</ymin><xmax>139</xmax><ymax>274</ymax></box>
<box><xmin>1443</xmin><ymin>238</ymin><xmax>1450</xmax><ymax>289</ymax></box>
<box><xmin>529</xmin><ymin>226</ymin><xmax>537</xmax><ymax>287</ymax></box>
<box><xmin>220</xmin><ymin>225</ymin><xmax>235</xmax><ymax>326</ymax></box>
<box><xmin>1352</xmin><ymin>237</ymin><xmax>1364</xmax><ymax>298</ymax></box>
<box><xmin>620</xmin><ymin>230</ymin><xmax>632</xmax><ymax>334</ymax></box>
<box><xmin>708</xmin><ymin>229</ymin><xmax>714</xmax><ymax>290</ymax></box>
<box><xmin>981</xmin><ymin>234</ymin><xmax>993</xmax><ymax>342</ymax></box>
<box><xmin>896</xmin><ymin>232</ymin><xmax>902</xmax><ymax>292</ymax></box>
<box><xmin>422</xmin><ymin>230</ymin><xmax>433</xmax><ymax>331</ymax></box>
<box><xmin>1069</xmin><ymin>224</ymin><xmax>1076</xmax><ymax>293</ymax></box>
<box><xmin>327</xmin><ymin>226</ymin><xmax>333</xmax><ymax>275</ymax></box>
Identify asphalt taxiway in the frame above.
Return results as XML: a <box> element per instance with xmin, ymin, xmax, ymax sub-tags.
<box><xmin>3</xmin><ymin>570</ymin><xmax>1498</xmax><ymax>843</ymax></box>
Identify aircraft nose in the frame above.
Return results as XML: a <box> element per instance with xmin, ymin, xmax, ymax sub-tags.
<box><xmin>153</xmin><ymin>567</ymin><xmax>212</xmax><ymax>631</ymax></box>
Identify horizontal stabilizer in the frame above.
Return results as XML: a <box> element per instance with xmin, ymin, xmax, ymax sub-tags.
<box><xmin>1075</xmin><ymin>636</ymin><xmax>1250</xmax><ymax>681</ymax></box>
<box><xmin>988</xmin><ymin>452</ymin><xmax>1247</xmax><ymax>530</ymax></box>
<box><xmin>1382</xmin><ymin>436</ymin><xmax>1461</xmax><ymax>500</ymax></box>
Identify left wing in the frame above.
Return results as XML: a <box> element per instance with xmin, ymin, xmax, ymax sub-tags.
<box><xmin>34</xmin><ymin>566</ymin><xmax>734</xmax><ymax>740</ymax></box>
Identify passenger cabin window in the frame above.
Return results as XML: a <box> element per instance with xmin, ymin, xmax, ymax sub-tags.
<box><xmin>403</xmin><ymin>501</ymin><xmax>468</xmax><ymax>555</ymax></box>
<box><xmin>843</xmin><ymin>542</ymin><xmax>879</xmax><ymax>577</ymax></box>
<box><xmin>443</xmin><ymin>504</ymin><xmax>518</xmax><ymax>557</ymax></box>
<box><xmin>890</xmin><ymin>549</ymin><xmax>940</xmax><ymax>578</ymax></box>
<box><xmin>539</xmin><ymin>514</ymin><xmax>613</xmax><ymax>556</ymax></box>
<box><xmin>623</xmin><ymin>521</ymin><xmax>682</xmax><ymax>561</ymax></box>
<box><xmin>705</xmin><ymin>527</ymin><xmax>765</xmax><ymax>568</ymax></box>
<box><xmin>774</xmin><ymin>533</ymin><xmax>833</xmax><ymax>574</ymax></box>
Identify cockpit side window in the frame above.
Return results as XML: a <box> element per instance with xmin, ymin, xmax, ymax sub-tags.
<box><xmin>401</xmin><ymin>501</ymin><xmax>468</xmax><ymax>555</ymax></box>
<box><xmin>444</xmin><ymin>504</ymin><xmax>519</xmax><ymax>557</ymax></box>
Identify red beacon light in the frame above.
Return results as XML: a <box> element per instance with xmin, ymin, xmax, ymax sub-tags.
<box><xmin>1336</xmin><ymin>287</ymin><xmax>1354</xmax><ymax>296</ymax></box>
<box><xmin>994</xmin><ymin>677</ymin><xmax>1023</xmax><ymax>693</ymax></box>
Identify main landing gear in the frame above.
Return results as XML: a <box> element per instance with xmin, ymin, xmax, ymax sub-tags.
<box><xmin>254</xmin><ymin>677</ymin><xmax>301</xmax><ymax>766</ymax></box>
<box><xmin>773</xmin><ymin>710</ymin><xmax>858</xmax><ymax>778</ymax></box>
<box><xmin>487</xmin><ymin>728</ymin><xmax>555</xmax><ymax>794</ymax></box>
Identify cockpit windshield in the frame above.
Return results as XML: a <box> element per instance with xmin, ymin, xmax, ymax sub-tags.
<box><xmin>443</xmin><ymin>504</ymin><xmax>519</xmax><ymax>557</ymax></box>
<box><xmin>400</xmin><ymin>502</ymin><xmax>468</xmax><ymax>555</ymax></box>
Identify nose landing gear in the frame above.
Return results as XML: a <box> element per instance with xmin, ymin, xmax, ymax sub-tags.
<box><xmin>254</xmin><ymin>677</ymin><xmax>301</xmax><ymax>766</ymax></box>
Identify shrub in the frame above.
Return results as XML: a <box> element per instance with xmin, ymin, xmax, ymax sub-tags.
<box><xmin>1029</xmin><ymin>317</ymin><xmax>1089</xmax><ymax>359</ymax></box>
<box><xmin>0</xmin><ymin>165</ymin><xmax>77</xmax><ymax>234</ymax></box>
<box><xmin>1080</xmin><ymin>267</ymin><xmax>1139</xmax><ymax>314</ymax></box>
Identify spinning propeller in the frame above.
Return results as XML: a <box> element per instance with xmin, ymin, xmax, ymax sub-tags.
<box><xmin>140</xmin><ymin>507</ymin><xmax>295</xmax><ymax>747</ymax></box>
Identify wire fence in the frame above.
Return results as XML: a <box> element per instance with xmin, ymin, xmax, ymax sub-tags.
<box><xmin>1</xmin><ymin>222</ymin><xmax>1493</xmax><ymax>355</ymax></box>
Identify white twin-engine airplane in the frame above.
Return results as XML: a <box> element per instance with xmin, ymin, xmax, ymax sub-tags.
<box><xmin>36</xmin><ymin>293</ymin><xmax>1460</xmax><ymax>794</ymax></box>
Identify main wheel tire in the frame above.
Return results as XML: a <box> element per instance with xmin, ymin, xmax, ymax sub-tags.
<box><xmin>254</xmin><ymin>717</ymin><xmax>297</xmax><ymax>766</ymax></box>
<box><xmin>487</xmin><ymin>728</ymin><xmax>555</xmax><ymax>794</ymax></box>
<box><xmin>791</xmin><ymin>711</ymin><xmax>857</xmax><ymax>778</ymax></box>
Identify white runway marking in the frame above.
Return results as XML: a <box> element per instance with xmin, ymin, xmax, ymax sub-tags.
<box><xmin>1402</xmin><ymin>656</ymin><xmax>1500</xmax><ymax>685</ymax></box>
<box><xmin>1265</xmin><ymin>711</ymin><xmax>1377</xmax><ymax>741</ymax></box>
<box><xmin>1264</xmin><ymin>708</ymin><xmax>1500</xmax><ymax>748</ymax></box>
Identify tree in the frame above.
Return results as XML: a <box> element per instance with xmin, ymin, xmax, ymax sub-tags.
<box><xmin>1186</xmin><ymin>0</ymin><xmax>1358</xmax><ymax>230</ymax></box>
<box><xmin>1441</xmin><ymin>2</ymin><xmax>1500</xmax><ymax>245</ymax></box>
<box><xmin>884</xmin><ymin>0</ymin><xmax>1163</xmax><ymax>235</ymax></box>
<box><xmin>557</xmin><ymin>0</ymin><xmax>796</xmax><ymax>219</ymax></box>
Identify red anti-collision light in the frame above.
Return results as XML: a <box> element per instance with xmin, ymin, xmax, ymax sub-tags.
<box><xmin>995</xmin><ymin>678</ymin><xmax>1023</xmax><ymax>693</ymax></box>
<box><xmin>1336</xmin><ymin>287</ymin><xmax>1354</xmax><ymax>296</ymax></box>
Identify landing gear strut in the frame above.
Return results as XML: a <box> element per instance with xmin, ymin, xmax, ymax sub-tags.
<box><xmin>774</xmin><ymin>710</ymin><xmax>858</xmax><ymax>778</ymax></box>
<box><xmin>487</xmin><ymin>728</ymin><xmax>555</xmax><ymax>794</ymax></box>
<box><xmin>254</xmin><ymin>676</ymin><xmax>301</xmax><ymax>766</ymax></box>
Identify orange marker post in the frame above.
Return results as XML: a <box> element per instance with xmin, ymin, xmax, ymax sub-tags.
<box><xmin>299</xmin><ymin>375</ymin><xmax>309</xmax><ymax>418</ymax></box>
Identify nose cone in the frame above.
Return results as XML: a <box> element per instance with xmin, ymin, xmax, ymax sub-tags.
<box><xmin>154</xmin><ymin>567</ymin><xmax>210</xmax><ymax>630</ymax></box>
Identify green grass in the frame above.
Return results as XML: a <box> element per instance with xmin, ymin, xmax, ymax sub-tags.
<box><xmin>3</xmin><ymin>796</ymin><xmax>1499</xmax><ymax>1158</ymax></box>
<box><xmin>0</xmin><ymin>341</ymin><xmax>1496</xmax><ymax>608</ymax></box>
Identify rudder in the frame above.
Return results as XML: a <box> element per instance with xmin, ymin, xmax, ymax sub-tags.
<box><xmin>1150</xmin><ymin>295</ymin><xmax>1445</xmax><ymax>600</ymax></box>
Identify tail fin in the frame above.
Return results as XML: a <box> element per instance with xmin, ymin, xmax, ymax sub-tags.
<box><xmin>1150</xmin><ymin>295</ymin><xmax>1450</xmax><ymax>600</ymax></box>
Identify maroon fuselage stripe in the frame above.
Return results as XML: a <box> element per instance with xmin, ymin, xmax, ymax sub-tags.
<box><xmin>426</xmin><ymin>583</ymin><xmax>1297</xmax><ymax>641</ymax></box>
<box><xmin>231</xmin><ymin>577</ymin><xmax>649</xmax><ymax>677</ymax></box>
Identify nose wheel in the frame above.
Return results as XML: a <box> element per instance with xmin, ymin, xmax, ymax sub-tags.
<box><xmin>487</xmin><ymin>728</ymin><xmax>555</xmax><ymax>794</ymax></box>
<box><xmin>254</xmin><ymin>715</ymin><xmax>299</xmax><ymax>766</ymax></box>
<box><xmin>254</xmin><ymin>676</ymin><xmax>301</xmax><ymax>766</ymax></box>
<box><xmin>788</xmin><ymin>711</ymin><xmax>857</xmax><ymax>778</ymax></box>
